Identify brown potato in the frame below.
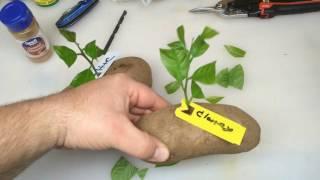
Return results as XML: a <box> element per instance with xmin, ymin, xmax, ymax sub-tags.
<box><xmin>137</xmin><ymin>103</ymin><xmax>261</xmax><ymax>164</ymax></box>
<box><xmin>105</xmin><ymin>57</ymin><xmax>152</xmax><ymax>87</ymax></box>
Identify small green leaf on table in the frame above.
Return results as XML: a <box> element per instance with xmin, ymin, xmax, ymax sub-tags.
<box><xmin>165</xmin><ymin>81</ymin><xmax>181</xmax><ymax>94</ymax></box>
<box><xmin>137</xmin><ymin>168</ymin><xmax>149</xmax><ymax>180</ymax></box>
<box><xmin>201</xmin><ymin>26</ymin><xmax>219</xmax><ymax>39</ymax></box>
<box><xmin>84</xmin><ymin>40</ymin><xmax>104</xmax><ymax>60</ymax></box>
<box><xmin>229</xmin><ymin>64</ymin><xmax>244</xmax><ymax>89</ymax></box>
<box><xmin>192</xmin><ymin>62</ymin><xmax>216</xmax><ymax>84</ymax></box>
<box><xmin>111</xmin><ymin>157</ymin><xmax>138</xmax><ymax>180</ymax></box>
<box><xmin>224</xmin><ymin>45</ymin><xmax>246</xmax><ymax>58</ymax></box>
<box><xmin>59</xmin><ymin>29</ymin><xmax>76</xmax><ymax>42</ymax></box>
<box><xmin>191</xmin><ymin>80</ymin><xmax>205</xmax><ymax>99</ymax></box>
<box><xmin>216</xmin><ymin>68</ymin><xmax>230</xmax><ymax>88</ymax></box>
<box><xmin>206</xmin><ymin>96</ymin><xmax>224</xmax><ymax>104</ymax></box>
<box><xmin>155</xmin><ymin>161</ymin><xmax>179</xmax><ymax>168</ymax></box>
<box><xmin>53</xmin><ymin>45</ymin><xmax>77</xmax><ymax>67</ymax></box>
<box><xmin>69</xmin><ymin>68</ymin><xmax>95</xmax><ymax>88</ymax></box>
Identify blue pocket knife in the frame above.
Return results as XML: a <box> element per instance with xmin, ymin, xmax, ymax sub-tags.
<box><xmin>56</xmin><ymin>0</ymin><xmax>99</xmax><ymax>28</ymax></box>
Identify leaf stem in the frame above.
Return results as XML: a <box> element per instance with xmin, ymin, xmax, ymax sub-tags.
<box><xmin>183</xmin><ymin>55</ymin><xmax>193</xmax><ymax>107</ymax></box>
<box><xmin>75</xmin><ymin>42</ymin><xmax>99</xmax><ymax>76</ymax></box>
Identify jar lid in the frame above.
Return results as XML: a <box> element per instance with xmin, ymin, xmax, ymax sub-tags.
<box><xmin>0</xmin><ymin>1</ymin><xmax>33</xmax><ymax>32</ymax></box>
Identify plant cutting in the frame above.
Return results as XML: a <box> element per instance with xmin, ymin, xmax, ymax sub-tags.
<box><xmin>53</xmin><ymin>29</ymin><xmax>152</xmax><ymax>87</ymax></box>
<box><xmin>136</xmin><ymin>25</ymin><xmax>261</xmax><ymax>164</ymax></box>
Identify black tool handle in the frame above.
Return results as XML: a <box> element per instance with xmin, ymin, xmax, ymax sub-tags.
<box><xmin>260</xmin><ymin>1</ymin><xmax>320</xmax><ymax>18</ymax></box>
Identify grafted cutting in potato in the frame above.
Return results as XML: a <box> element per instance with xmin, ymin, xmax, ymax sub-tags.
<box><xmin>137</xmin><ymin>103</ymin><xmax>261</xmax><ymax>164</ymax></box>
<box><xmin>104</xmin><ymin>56</ymin><xmax>261</xmax><ymax>164</ymax></box>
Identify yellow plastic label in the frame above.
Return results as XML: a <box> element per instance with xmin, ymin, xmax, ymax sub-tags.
<box><xmin>175</xmin><ymin>100</ymin><xmax>246</xmax><ymax>145</ymax></box>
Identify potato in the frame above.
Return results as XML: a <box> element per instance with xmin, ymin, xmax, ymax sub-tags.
<box><xmin>137</xmin><ymin>103</ymin><xmax>261</xmax><ymax>164</ymax></box>
<box><xmin>105</xmin><ymin>57</ymin><xmax>152</xmax><ymax>87</ymax></box>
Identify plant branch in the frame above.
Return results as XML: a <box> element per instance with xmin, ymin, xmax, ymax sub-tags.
<box><xmin>75</xmin><ymin>42</ymin><xmax>99</xmax><ymax>76</ymax></box>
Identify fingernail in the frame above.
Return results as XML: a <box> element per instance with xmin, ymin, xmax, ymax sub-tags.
<box><xmin>150</xmin><ymin>146</ymin><xmax>169</xmax><ymax>162</ymax></box>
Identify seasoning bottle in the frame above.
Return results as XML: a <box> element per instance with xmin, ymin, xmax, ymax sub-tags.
<box><xmin>33</xmin><ymin>0</ymin><xmax>59</xmax><ymax>7</ymax></box>
<box><xmin>0</xmin><ymin>0</ymin><xmax>52</xmax><ymax>63</ymax></box>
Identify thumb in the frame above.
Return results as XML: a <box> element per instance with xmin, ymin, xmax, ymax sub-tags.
<box><xmin>110</xmin><ymin>116</ymin><xmax>169</xmax><ymax>162</ymax></box>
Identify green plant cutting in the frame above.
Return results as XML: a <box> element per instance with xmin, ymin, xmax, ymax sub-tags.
<box><xmin>53</xmin><ymin>29</ymin><xmax>105</xmax><ymax>87</ymax></box>
<box><xmin>161</xmin><ymin>25</ymin><xmax>246</xmax><ymax>107</ymax></box>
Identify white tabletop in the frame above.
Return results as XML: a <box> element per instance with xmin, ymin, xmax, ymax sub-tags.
<box><xmin>1</xmin><ymin>0</ymin><xmax>320</xmax><ymax>180</ymax></box>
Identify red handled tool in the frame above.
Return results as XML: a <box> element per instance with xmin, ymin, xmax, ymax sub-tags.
<box><xmin>190</xmin><ymin>0</ymin><xmax>320</xmax><ymax>18</ymax></box>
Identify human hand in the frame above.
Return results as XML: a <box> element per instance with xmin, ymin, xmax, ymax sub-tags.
<box><xmin>56</xmin><ymin>74</ymin><xmax>170</xmax><ymax>162</ymax></box>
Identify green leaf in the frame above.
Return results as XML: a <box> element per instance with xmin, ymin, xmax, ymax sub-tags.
<box><xmin>216</xmin><ymin>68</ymin><xmax>229</xmax><ymax>88</ymax></box>
<box><xmin>192</xmin><ymin>62</ymin><xmax>216</xmax><ymax>84</ymax></box>
<box><xmin>191</xmin><ymin>80</ymin><xmax>205</xmax><ymax>99</ymax></box>
<box><xmin>155</xmin><ymin>161</ymin><xmax>179</xmax><ymax>168</ymax></box>
<box><xmin>84</xmin><ymin>40</ymin><xmax>104</xmax><ymax>60</ymax></box>
<box><xmin>160</xmin><ymin>48</ymin><xmax>188</xmax><ymax>81</ymax></box>
<box><xmin>168</xmin><ymin>41</ymin><xmax>185</xmax><ymax>50</ymax></box>
<box><xmin>69</xmin><ymin>68</ymin><xmax>96</xmax><ymax>88</ymax></box>
<box><xmin>165</xmin><ymin>81</ymin><xmax>181</xmax><ymax>94</ymax></box>
<box><xmin>59</xmin><ymin>29</ymin><xmax>76</xmax><ymax>42</ymax></box>
<box><xmin>137</xmin><ymin>168</ymin><xmax>148</xmax><ymax>180</ymax></box>
<box><xmin>53</xmin><ymin>45</ymin><xmax>77</xmax><ymax>67</ymax></box>
<box><xmin>206</xmin><ymin>96</ymin><xmax>224</xmax><ymax>104</ymax></box>
<box><xmin>201</xmin><ymin>26</ymin><xmax>219</xmax><ymax>39</ymax></box>
<box><xmin>111</xmin><ymin>157</ymin><xmax>138</xmax><ymax>180</ymax></box>
<box><xmin>190</xmin><ymin>36</ymin><xmax>209</xmax><ymax>58</ymax></box>
<box><xmin>177</xmin><ymin>25</ymin><xmax>185</xmax><ymax>46</ymax></box>
<box><xmin>229</xmin><ymin>64</ymin><xmax>244</xmax><ymax>89</ymax></box>
<box><xmin>224</xmin><ymin>45</ymin><xmax>246</xmax><ymax>58</ymax></box>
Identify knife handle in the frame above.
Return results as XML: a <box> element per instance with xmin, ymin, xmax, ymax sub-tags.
<box><xmin>259</xmin><ymin>0</ymin><xmax>320</xmax><ymax>18</ymax></box>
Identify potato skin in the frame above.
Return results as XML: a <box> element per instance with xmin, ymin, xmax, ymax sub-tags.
<box><xmin>137</xmin><ymin>103</ymin><xmax>261</xmax><ymax>164</ymax></box>
<box><xmin>105</xmin><ymin>57</ymin><xmax>152</xmax><ymax>87</ymax></box>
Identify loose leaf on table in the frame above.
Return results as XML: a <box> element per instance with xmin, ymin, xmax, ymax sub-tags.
<box><xmin>160</xmin><ymin>48</ymin><xmax>188</xmax><ymax>81</ymax></box>
<box><xmin>190</xmin><ymin>36</ymin><xmax>209</xmax><ymax>58</ymax></box>
<box><xmin>84</xmin><ymin>40</ymin><xmax>104</xmax><ymax>60</ymax></box>
<box><xmin>137</xmin><ymin>168</ymin><xmax>149</xmax><ymax>180</ymax></box>
<box><xmin>192</xmin><ymin>61</ymin><xmax>216</xmax><ymax>84</ymax></box>
<box><xmin>229</xmin><ymin>64</ymin><xmax>244</xmax><ymax>89</ymax></box>
<box><xmin>165</xmin><ymin>81</ymin><xmax>181</xmax><ymax>94</ymax></box>
<box><xmin>111</xmin><ymin>157</ymin><xmax>138</xmax><ymax>180</ymax></box>
<box><xmin>53</xmin><ymin>45</ymin><xmax>77</xmax><ymax>67</ymax></box>
<box><xmin>69</xmin><ymin>68</ymin><xmax>95</xmax><ymax>88</ymax></box>
<box><xmin>59</xmin><ymin>29</ymin><xmax>76</xmax><ymax>42</ymax></box>
<box><xmin>155</xmin><ymin>161</ymin><xmax>179</xmax><ymax>168</ymax></box>
<box><xmin>177</xmin><ymin>25</ymin><xmax>186</xmax><ymax>46</ymax></box>
<box><xmin>216</xmin><ymin>68</ymin><xmax>229</xmax><ymax>88</ymax></box>
<box><xmin>224</xmin><ymin>45</ymin><xmax>246</xmax><ymax>58</ymax></box>
<box><xmin>200</xmin><ymin>26</ymin><xmax>219</xmax><ymax>39</ymax></box>
<box><xmin>206</xmin><ymin>96</ymin><xmax>224</xmax><ymax>104</ymax></box>
<box><xmin>191</xmin><ymin>80</ymin><xmax>205</xmax><ymax>99</ymax></box>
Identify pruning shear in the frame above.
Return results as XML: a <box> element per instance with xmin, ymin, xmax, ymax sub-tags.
<box><xmin>190</xmin><ymin>0</ymin><xmax>320</xmax><ymax>18</ymax></box>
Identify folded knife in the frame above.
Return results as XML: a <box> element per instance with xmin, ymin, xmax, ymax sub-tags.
<box><xmin>190</xmin><ymin>0</ymin><xmax>320</xmax><ymax>18</ymax></box>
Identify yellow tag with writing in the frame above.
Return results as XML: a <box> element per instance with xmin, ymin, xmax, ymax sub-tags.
<box><xmin>175</xmin><ymin>100</ymin><xmax>246</xmax><ymax>145</ymax></box>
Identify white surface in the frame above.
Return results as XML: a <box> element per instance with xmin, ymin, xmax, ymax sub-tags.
<box><xmin>0</xmin><ymin>0</ymin><xmax>320</xmax><ymax>180</ymax></box>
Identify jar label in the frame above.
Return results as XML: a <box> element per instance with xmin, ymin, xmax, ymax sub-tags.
<box><xmin>34</xmin><ymin>0</ymin><xmax>57</xmax><ymax>6</ymax></box>
<box><xmin>19</xmin><ymin>31</ymin><xmax>50</xmax><ymax>59</ymax></box>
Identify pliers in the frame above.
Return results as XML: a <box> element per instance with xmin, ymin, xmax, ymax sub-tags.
<box><xmin>190</xmin><ymin>0</ymin><xmax>320</xmax><ymax>18</ymax></box>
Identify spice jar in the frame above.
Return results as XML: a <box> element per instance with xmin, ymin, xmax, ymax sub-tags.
<box><xmin>0</xmin><ymin>0</ymin><xmax>52</xmax><ymax>63</ymax></box>
<box><xmin>33</xmin><ymin>0</ymin><xmax>59</xmax><ymax>7</ymax></box>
